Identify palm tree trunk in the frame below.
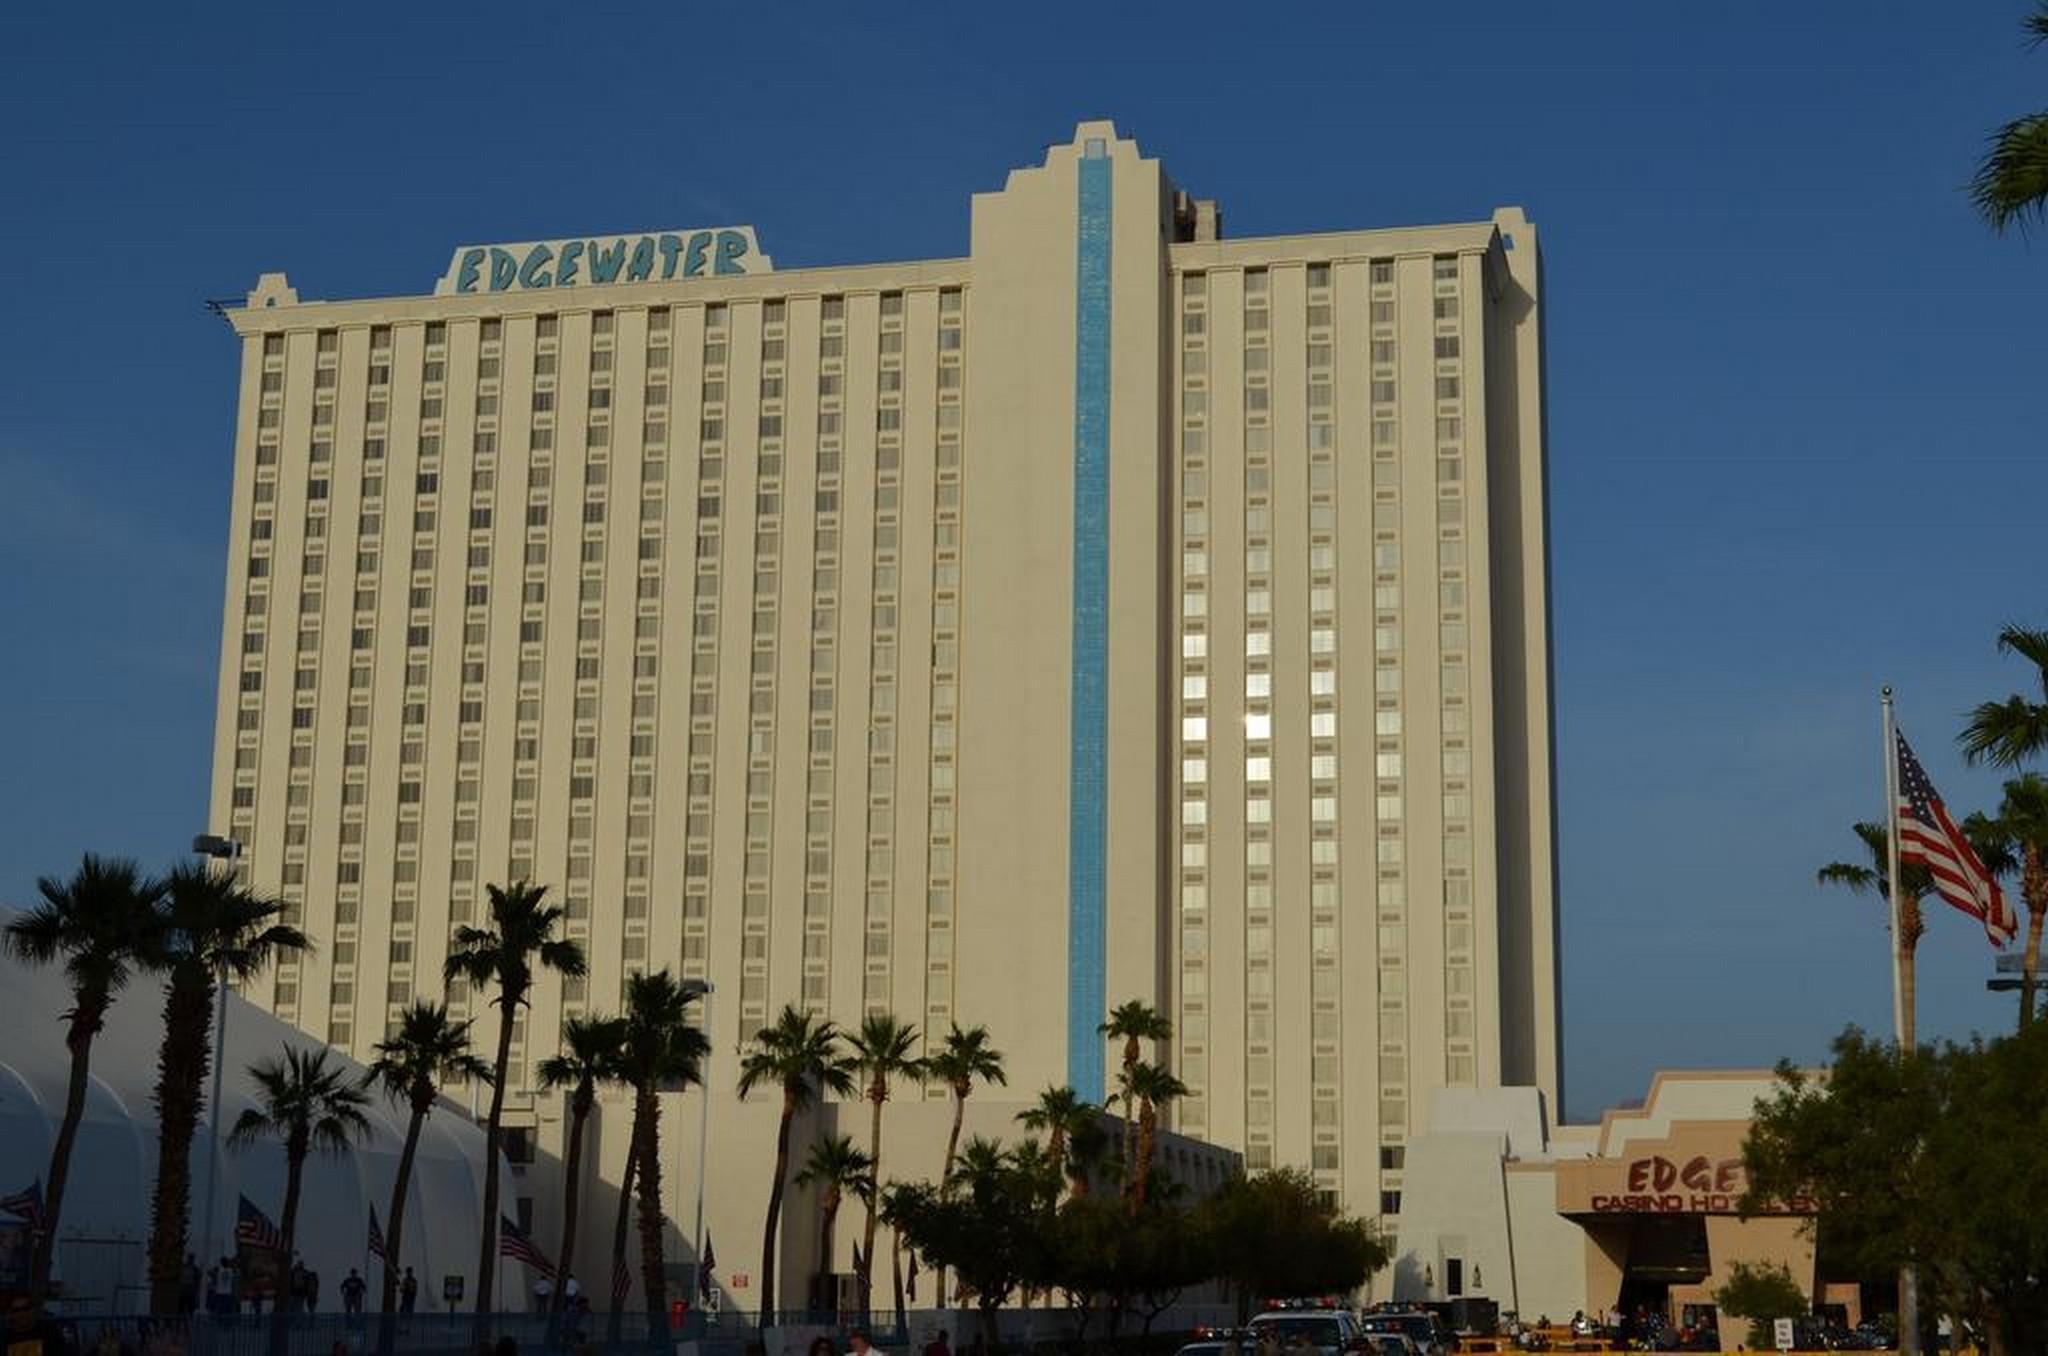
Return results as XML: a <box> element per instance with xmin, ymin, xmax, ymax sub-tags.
<box><xmin>474</xmin><ymin>983</ymin><xmax>521</xmax><ymax>1316</ymax></box>
<box><xmin>2020</xmin><ymin>843</ymin><xmax>2046</xmax><ymax>1029</ymax></box>
<box><xmin>1121</xmin><ymin>1038</ymin><xmax>1139</xmax><ymax>1186</ymax></box>
<box><xmin>857</xmin><ymin>1093</ymin><xmax>883</xmax><ymax>1314</ymax></box>
<box><xmin>33</xmin><ymin>987</ymin><xmax>105</xmax><ymax>1296</ymax></box>
<box><xmin>375</xmin><ymin>1101</ymin><xmax>425</xmax><ymax>1356</ymax></box>
<box><xmin>935</xmin><ymin>1087</ymin><xmax>965</xmax><ymax>1306</ymax></box>
<box><xmin>271</xmin><ymin>1139</ymin><xmax>307</xmax><ymax>1356</ymax></box>
<box><xmin>890</xmin><ymin>1226</ymin><xmax>905</xmax><ymax>1335</ymax></box>
<box><xmin>1048</xmin><ymin>1129</ymin><xmax>1066</xmax><ymax>1201</ymax></box>
<box><xmin>552</xmin><ymin>1089</ymin><xmax>590</xmax><ymax>1314</ymax></box>
<box><xmin>2023</xmin><ymin>906</ymin><xmax>2046</xmax><ymax>1030</ymax></box>
<box><xmin>1134</xmin><ymin>1103</ymin><xmax>1157</xmax><ymax>1208</ymax></box>
<box><xmin>762</xmin><ymin>1094</ymin><xmax>798</xmax><ymax>1323</ymax></box>
<box><xmin>606</xmin><ymin>1141</ymin><xmax>639</xmax><ymax>1345</ymax></box>
<box><xmin>817</xmin><ymin>1193</ymin><xmax>839</xmax><ymax>1315</ymax></box>
<box><xmin>634</xmin><ymin>1085</ymin><xmax>668</xmax><ymax>1328</ymax></box>
<box><xmin>148</xmin><ymin>968</ymin><xmax>214</xmax><ymax>1314</ymax></box>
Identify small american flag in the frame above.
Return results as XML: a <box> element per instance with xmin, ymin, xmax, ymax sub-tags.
<box><xmin>237</xmin><ymin>1196</ymin><xmax>283</xmax><ymax>1253</ymax></box>
<box><xmin>0</xmin><ymin>1179</ymin><xmax>45</xmax><ymax>1231</ymax></box>
<box><xmin>499</xmin><ymin>1216</ymin><xmax>555</xmax><ymax>1278</ymax></box>
<box><xmin>368</xmin><ymin>1206</ymin><xmax>388</xmax><ymax>1264</ymax></box>
<box><xmin>1897</xmin><ymin>729</ymin><xmax>2017</xmax><ymax>946</ymax></box>
<box><xmin>610</xmin><ymin>1255</ymin><xmax>632</xmax><ymax>1307</ymax></box>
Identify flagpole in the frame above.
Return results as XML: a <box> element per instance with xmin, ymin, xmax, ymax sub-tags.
<box><xmin>1882</xmin><ymin>686</ymin><xmax>1907</xmax><ymax>1049</ymax></box>
<box><xmin>1880</xmin><ymin>685</ymin><xmax>1920</xmax><ymax>1356</ymax></box>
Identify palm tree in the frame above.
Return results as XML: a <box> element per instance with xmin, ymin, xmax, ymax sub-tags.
<box><xmin>847</xmin><ymin>1013</ymin><xmax>923</xmax><ymax>1314</ymax></box>
<box><xmin>793</xmin><ymin>1135</ymin><xmax>874</xmax><ymax>1313</ymax></box>
<box><xmin>536</xmin><ymin>1013</ymin><xmax>626</xmax><ymax>1314</ymax></box>
<box><xmin>1015</xmin><ymin>1085</ymin><xmax>1093</xmax><ymax>1197</ymax></box>
<box><xmin>1819</xmin><ymin>823</ymin><xmax>1935</xmax><ymax>1045</ymax></box>
<box><xmin>363</xmin><ymin>1002</ymin><xmax>488</xmax><ymax>1335</ymax></box>
<box><xmin>145</xmin><ymin>864</ymin><xmax>307</xmax><ymax>1316</ymax></box>
<box><xmin>1970</xmin><ymin>5</ymin><xmax>2048</xmax><ymax>232</ymax></box>
<box><xmin>923</xmin><ymin>1023</ymin><xmax>1004</xmax><ymax>1309</ymax></box>
<box><xmin>925</xmin><ymin>1024</ymin><xmax>1007</xmax><ymax>1190</ymax></box>
<box><xmin>605</xmin><ymin>1144</ymin><xmax>639</xmax><ymax>1345</ymax></box>
<box><xmin>876</xmin><ymin>1182</ymin><xmax>919</xmax><ymax>1332</ymax></box>
<box><xmin>1966</xmin><ymin>776</ymin><xmax>2048</xmax><ymax>1027</ymax></box>
<box><xmin>616</xmin><ymin>971</ymin><xmax>709</xmax><ymax>1328</ymax></box>
<box><xmin>441</xmin><ymin>880</ymin><xmax>587</xmax><ymax>1316</ymax></box>
<box><xmin>1098</xmin><ymin>1000</ymin><xmax>1171</xmax><ymax>1183</ymax></box>
<box><xmin>1961</xmin><ymin>625</ymin><xmax>2048</xmax><ymax>768</ymax></box>
<box><xmin>736</xmin><ymin>1005</ymin><xmax>858</xmax><ymax>1320</ymax></box>
<box><xmin>1064</xmin><ymin>1116</ymin><xmax>1111</xmax><ymax>1199</ymax></box>
<box><xmin>229</xmin><ymin>1045</ymin><xmax>370</xmax><ymax>1356</ymax></box>
<box><xmin>1123</xmin><ymin>1062</ymin><xmax>1189</xmax><ymax>1208</ymax></box>
<box><xmin>5</xmin><ymin>854</ymin><xmax>166</xmax><ymax>1294</ymax></box>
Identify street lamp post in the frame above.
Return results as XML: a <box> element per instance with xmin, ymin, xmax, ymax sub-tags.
<box><xmin>680</xmin><ymin>980</ymin><xmax>714</xmax><ymax>1310</ymax></box>
<box><xmin>191</xmin><ymin>833</ymin><xmax>241</xmax><ymax>1270</ymax></box>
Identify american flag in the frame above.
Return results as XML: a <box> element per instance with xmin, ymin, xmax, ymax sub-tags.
<box><xmin>367</xmin><ymin>1206</ymin><xmax>388</xmax><ymax>1265</ymax></box>
<box><xmin>610</xmin><ymin>1255</ymin><xmax>632</xmax><ymax>1306</ymax></box>
<box><xmin>499</xmin><ymin>1216</ymin><xmax>555</xmax><ymax>1278</ymax></box>
<box><xmin>0</xmin><ymin>1179</ymin><xmax>45</xmax><ymax>1231</ymax></box>
<box><xmin>237</xmin><ymin>1196</ymin><xmax>283</xmax><ymax>1253</ymax></box>
<box><xmin>1897</xmin><ymin>730</ymin><xmax>2017</xmax><ymax>946</ymax></box>
<box><xmin>698</xmin><ymin>1232</ymin><xmax>715</xmax><ymax>1300</ymax></box>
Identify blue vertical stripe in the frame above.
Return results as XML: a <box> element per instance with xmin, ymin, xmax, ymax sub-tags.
<box><xmin>1068</xmin><ymin>144</ymin><xmax>1112</xmax><ymax>1101</ymax></box>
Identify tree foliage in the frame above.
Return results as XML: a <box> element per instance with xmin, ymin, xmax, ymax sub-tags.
<box><xmin>1742</xmin><ymin>1026</ymin><xmax>2048</xmax><ymax>1352</ymax></box>
<box><xmin>1204</xmin><ymin>1168</ymin><xmax>1389</xmax><ymax>1320</ymax></box>
<box><xmin>1713</xmin><ymin>1260</ymin><xmax>1808</xmax><ymax>1348</ymax></box>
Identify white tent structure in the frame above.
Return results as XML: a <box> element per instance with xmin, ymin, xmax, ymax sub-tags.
<box><xmin>0</xmin><ymin>914</ymin><xmax>504</xmax><ymax>1313</ymax></box>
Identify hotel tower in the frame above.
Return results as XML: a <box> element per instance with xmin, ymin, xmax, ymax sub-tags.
<box><xmin>209</xmin><ymin>121</ymin><xmax>1558</xmax><ymax>1288</ymax></box>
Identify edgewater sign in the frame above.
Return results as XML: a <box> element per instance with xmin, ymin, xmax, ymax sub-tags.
<box><xmin>437</xmin><ymin>227</ymin><xmax>772</xmax><ymax>295</ymax></box>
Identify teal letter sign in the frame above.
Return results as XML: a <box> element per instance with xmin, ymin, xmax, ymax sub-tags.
<box><xmin>438</xmin><ymin>227</ymin><xmax>772</xmax><ymax>294</ymax></box>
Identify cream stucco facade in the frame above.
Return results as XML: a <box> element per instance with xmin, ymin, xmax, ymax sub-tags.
<box><xmin>207</xmin><ymin>122</ymin><xmax>1556</xmax><ymax>1304</ymax></box>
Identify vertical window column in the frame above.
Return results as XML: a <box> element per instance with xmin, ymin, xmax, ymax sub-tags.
<box><xmin>923</xmin><ymin>287</ymin><xmax>965</xmax><ymax>1031</ymax></box>
<box><xmin>1241</xmin><ymin>268</ymin><xmax>1274</xmax><ymax>1172</ymax></box>
<box><xmin>801</xmin><ymin>296</ymin><xmax>847</xmax><ymax>1014</ymax></box>
<box><xmin>387</xmin><ymin>322</ymin><xmax>448</xmax><ymax>1041</ymax></box>
<box><xmin>1176</xmin><ymin>272</ymin><xmax>1211</xmax><ymax>1138</ymax></box>
<box><xmin>1367</xmin><ymin>259</ymin><xmax>1408</xmax><ymax>1216</ymax></box>
<box><xmin>682</xmin><ymin>306</ymin><xmax>727</xmax><ymax>991</ymax></box>
<box><xmin>864</xmin><ymin>292</ymin><xmax>906</xmax><ymax>1020</ymax></box>
<box><xmin>1303</xmin><ymin>263</ymin><xmax>1343</xmax><ymax>1193</ymax></box>
<box><xmin>1432</xmin><ymin>255</ymin><xmax>1477</xmax><ymax>1087</ymax></box>
<box><xmin>739</xmin><ymin>301</ymin><xmax>788</xmax><ymax>1031</ymax></box>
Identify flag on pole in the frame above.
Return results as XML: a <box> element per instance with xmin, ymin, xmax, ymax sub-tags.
<box><xmin>0</xmin><ymin>1179</ymin><xmax>45</xmax><ymax>1231</ymax></box>
<box><xmin>367</xmin><ymin>1205</ymin><xmax>388</xmax><ymax>1264</ymax></box>
<box><xmin>905</xmin><ymin>1249</ymin><xmax>919</xmax><ymax>1304</ymax></box>
<box><xmin>698</xmin><ymin>1232</ymin><xmax>716</xmax><ymax>1300</ymax></box>
<box><xmin>499</xmin><ymin>1216</ymin><xmax>556</xmax><ymax>1278</ymax></box>
<box><xmin>1896</xmin><ymin>730</ymin><xmax>2018</xmax><ymax>946</ymax></box>
<box><xmin>236</xmin><ymin>1196</ymin><xmax>283</xmax><ymax>1253</ymax></box>
<box><xmin>611</xmin><ymin>1255</ymin><xmax>632</xmax><ymax>1307</ymax></box>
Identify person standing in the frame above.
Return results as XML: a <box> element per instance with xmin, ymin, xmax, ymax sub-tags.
<box><xmin>398</xmin><ymin>1269</ymin><xmax>417</xmax><ymax>1315</ymax></box>
<box><xmin>340</xmin><ymin>1269</ymin><xmax>366</xmax><ymax>1316</ymax></box>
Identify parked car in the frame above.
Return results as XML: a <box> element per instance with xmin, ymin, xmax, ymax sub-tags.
<box><xmin>1245</xmin><ymin>1309</ymin><xmax>1365</xmax><ymax>1356</ymax></box>
<box><xmin>1358</xmin><ymin>1312</ymin><xmax>1443</xmax><ymax>1356</ymax></box>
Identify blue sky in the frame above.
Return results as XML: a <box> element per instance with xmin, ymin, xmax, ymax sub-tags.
<box><xmin>2</xmin><ymin>2</ymin><xmax>2043</xmax><ymax>1121</ymax></box>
